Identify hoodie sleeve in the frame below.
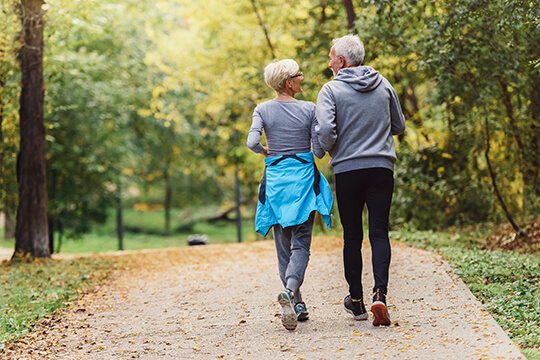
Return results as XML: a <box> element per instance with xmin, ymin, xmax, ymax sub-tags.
<box><xmin>311</xmin><ymin>114</ymin><xmax>325</xmax><ymax>159</ymax></box>
<box><xmin>387</xmin><ymin>82</ymin><xmax>406</xmax><ymax>136</ymax></box>
<box><xmin>315</xmin><ymin>84</ymin><xmax>338</xmax><ymax>151</ymax></box>
<box><xmin>247</xmin><ymin>105</ymin><xmax>265</xmax><ymax>154</ymax></box>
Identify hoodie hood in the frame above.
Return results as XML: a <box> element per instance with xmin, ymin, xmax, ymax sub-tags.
<box><xmin>334</xmin><ymin>66</ymin><xmax>382</xmax><ymax>93</ymax></box>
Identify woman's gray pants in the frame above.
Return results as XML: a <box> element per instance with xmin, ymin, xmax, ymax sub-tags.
<box><xmin>273</xmin><ymin>211</ymin><xmax>315</xmax><ymax>304</ymax></box>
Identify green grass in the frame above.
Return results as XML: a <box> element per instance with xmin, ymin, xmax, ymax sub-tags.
<box><xmin>0</xmin><ymin>238</ymin><xmax>14</xmax><ymax>253</ymax></box>
<box><xmin>50</xmin><ymin>220</ymin><xmax>259</xmax><ymax>254</ymax></box>
<box><xmin>0</xmin><ymin>210</ymin><xmax>263</xmax><ymax>255</ymax></box>
<box><xmin>74</xmin><ymin>207</ymin><xmax>263</xmax><ymax>253</ymax></box>
<box><xmin>392</xmin><ymin>229</ymin><xmax>540</xmax><ymax>360</ymax></box>
<box><xmin>0</xmin><ymin>256</ymin><xmax>114</xmax><ymax>351</ymax></box>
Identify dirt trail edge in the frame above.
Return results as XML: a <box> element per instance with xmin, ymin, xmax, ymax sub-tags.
<box><xmin>2</xmin><ymin>237</ymin><xmax>525</xmax><ymax>359</ymax></box>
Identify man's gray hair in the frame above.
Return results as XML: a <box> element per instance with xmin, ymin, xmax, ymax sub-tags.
<box><xmin>332</xmin><ymin>34</ymin><xmax>365</xmax><ymax>66</ymax></box>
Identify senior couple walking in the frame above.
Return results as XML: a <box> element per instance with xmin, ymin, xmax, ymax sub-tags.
<box><xmin>247</xmin><ymin>34</ymin><xmax>406</xmax><ymax>331</ymax></box>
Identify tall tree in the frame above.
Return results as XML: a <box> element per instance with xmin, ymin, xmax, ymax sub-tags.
<box><xmin>14</xmin><ymin>0</ymin><xmax>49</xmax><ymax>258</ymax></box>
<box><xmin>343</xmin><ymin>0</ymin><xmax>355</xmax><ymax>30</ymax></box>
<box><xmin>0</xmin><ymin>65</ymin><xmax>5</xmax><ymax>213</ymax></box>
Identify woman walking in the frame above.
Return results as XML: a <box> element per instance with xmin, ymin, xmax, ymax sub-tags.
<box><xmin>247</xmin><ymin>59</ymin><xmax>333</xmax><ymax>331</ymax></box>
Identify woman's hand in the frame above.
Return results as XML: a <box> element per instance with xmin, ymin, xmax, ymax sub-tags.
<box><xmin>260</xmin><ymin>146</ymin><xmax>269</xmax><ymax>158</ymax></box>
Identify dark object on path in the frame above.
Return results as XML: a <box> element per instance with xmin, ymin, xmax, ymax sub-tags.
<box><xmin>188</xmin><ymin>235</ymin><xmax>208</xmax><ymax>246</ymax></box>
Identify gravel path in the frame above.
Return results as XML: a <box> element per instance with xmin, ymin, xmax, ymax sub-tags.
<box><xmin>1</xmin><ymin>237</ymin><xmax>525</xmax><ymax>359</ymax></box>
<box><xmin>0</xmin><ymin>246</ymin><xmax>11</xmax><ymax>261</ymax></box>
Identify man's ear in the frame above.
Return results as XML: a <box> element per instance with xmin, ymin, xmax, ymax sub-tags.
<box><xmin>339</xmin><ymin>55</ymin><xmax>346</xmax><ymax>68</ymax></box>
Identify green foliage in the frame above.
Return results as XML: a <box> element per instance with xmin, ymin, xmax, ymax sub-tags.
<box><xmin>419</xmin><ymin>0</ymin><xmax>540</xmax><ymax>222</ymax></box>
<box><xmin>2</xmin><ymin>0</ymin><xmax>539</xmax><ymax>241</ymax></box>
<box><xmin>321</xmin><ymin>0</ymin><xmax>540</xmax><ymax>230</ymax></box>
<box><xmin>393</xmin><ymin>145</ymin><xmax>495</xmax><ymax>229</ymax></box>
<box><xmin>0</xmin><ymin>257</ymin><xmax>113</xmax><ymax>349</ymax></box>
<box><xmin>61</xmin><ymin>219</ymin><xmax>257</xmax><ymax>253</ymax></box>
<box><xmin>0</xmin><ymin>1</ymin><xmax>21</xmax><ymax>235</ymax></box>
<box><xmin>44</xmin><ymin>0</ymin><xmax>155</xmax><ymax>237</ymax></box>
<box><xmin>141</xmin><ymin>0</ymin><xmax>282</xmax><ymax>199</ymax></box>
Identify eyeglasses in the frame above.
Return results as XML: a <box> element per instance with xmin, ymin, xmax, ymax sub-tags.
<box><xmin>290</xmin><ymin>72</ymin><xmax>303</xmax><ymax>78</ymax></box>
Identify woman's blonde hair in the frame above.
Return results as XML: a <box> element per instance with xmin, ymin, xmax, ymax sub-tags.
<box><xmin>264</xmin><ymin>59</ymin><xmax>299</xmax><ymax>93</ymax></box>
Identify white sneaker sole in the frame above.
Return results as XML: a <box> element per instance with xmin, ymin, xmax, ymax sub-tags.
<box><xmin>344</xmin><ymin>306</ymin><xmax>369</xmax><ymax>320</ymax></box>
<box><xmin>278</xmin><ymin>291</ymin><xmax>297</xmax><ymax>331</ymax></box>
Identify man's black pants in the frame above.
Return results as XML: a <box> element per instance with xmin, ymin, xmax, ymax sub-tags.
<box><xmin>335</xmin><ymin>167</ymin><xmax>394</xmax><ymax>299</ymax></box>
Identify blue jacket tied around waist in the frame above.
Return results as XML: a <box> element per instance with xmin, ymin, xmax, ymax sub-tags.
<box><xmin>255</xmin><ymin>152</ymin><xmax>334</xmax><ymax>236</ymax></box>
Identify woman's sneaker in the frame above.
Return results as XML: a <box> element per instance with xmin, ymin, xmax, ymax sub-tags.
<box><xmin>277</xmin><ymin>289</ymin><xmax>297</xmax><ymax>331</ymax></box>
<box><xmin>344</xmin><ymin>295</ymin><xmax>368</xmax><ymax>320</ymax></box>
<box><xmin>371</xmin><ymin>289</ymin><xmax>391</xmax><ymax>326</ymax></box>
<box><xmin>294</xmin><ymin>301</ymin><xmax>309</xmax><ymax>321</ymax></box>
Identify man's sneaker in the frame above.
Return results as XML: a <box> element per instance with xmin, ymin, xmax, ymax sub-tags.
<box><xmin>277</xmin><ymin>289</ymin><xmax>297</xmax><ymax>331</ymax></box>
<box><xmin>371</xmin><ymin>289</ymin><xmax>391</xmax><ymax>326</ymax></box>
<box><xmin>344</xmin><ymin>295</ymin><xmax>368</xmax><ymax>320</ymax></box>
<box><xmin>294</xmin><ymin>301</ymin><xmax>309</xmax><ymax>321</ymax></box>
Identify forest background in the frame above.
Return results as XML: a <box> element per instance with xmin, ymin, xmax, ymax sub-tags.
<box><xmin>0</xmin><ymin>0</ymin><xmax>539</xmax><ymax>251</ymax></box>
<box><xmin>0</xmin><ymin>0</ymin><xmax>539</xmax><ymax>357</ymax></box>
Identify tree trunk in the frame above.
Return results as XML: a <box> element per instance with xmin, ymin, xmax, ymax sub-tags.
<box><xmin>529</xmin><ymin>40</ymin><xmax>540</xmax><ymax>200</ymax></box>
<box><xmin>480</xmin><ymin>102</ymin><xmax>520</xmax><ymax>232</ymax></box>
<box><xmin>235</xmin><ymin>166</ymin><xmax>242</xmax><ymax>243</ymax></box>
<box><xmin>0</xmin><ymin>73</ymin><xmax>4</xmax><ymax>210</ymax></box>
<box><xmin>56</xmin><ymin>223</ymin><xmax>63</xmax><ymax>253</ymax></box>
<box><xmin>47</xmin><ymin>168</ymin><xmax>57</xmax><ymax>254</ymax></box>
<box><xmin>343</xmin><ymin>0</ymin><xmax>356</xmax><ymax>30</ymax></box>
<box><xmin>47</xmin><ymin>217</ymin><xmax>54</xmax><ymax>254</ymax></box>
<box><xmin>164</xmin><ymin>166</ymin><xmax>171</xmax><ymax>236</ymax></box>
<box><xmin>117</xmin><ymin>201</ymin><xmax>123</xmax><ymax>251</ymax></box>
<box><xmin>4</xmin><ymin>199</ymin><xmax>16</xmax><ymax>239</ymax></box>
<box><xmin>483</xmin><ymin>118</ymin><xmax>520</xmax><ymax>232</ymax></box>
<box><xmin>528</xmin><ymin>74</ymin><xmax>540</xmax><ymax>206</ymax></box>
<box><xmin>14</xmin><ymin>0</ymin><xmax>49</xmax><ymax>258</ymax></box>
<box><xmin>498</xmin><ymin>78</ymin><xmax>540</xmax><ymax>216</ymax></box>
<box><xmin>463</xmin><ymin>67</ymin><xmax>520</xmax><ymax>232</ymax></box>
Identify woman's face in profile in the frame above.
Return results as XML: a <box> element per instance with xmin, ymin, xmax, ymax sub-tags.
<box><xmin>290</xmin><ymin>71</ymin><xmax>304</xmax><ymax>94</ymax></box>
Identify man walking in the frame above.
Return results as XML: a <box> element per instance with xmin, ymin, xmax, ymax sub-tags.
<box><xmin>316</xmin><ymin>34</ymin><xmax>406</xmax><ymax>326</ymax></box>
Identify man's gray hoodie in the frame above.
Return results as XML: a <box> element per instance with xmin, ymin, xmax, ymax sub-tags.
<box><xmin>316</xmin><ymin>66</ymin><xmax>406</xmax><ymax>174</ymax></box>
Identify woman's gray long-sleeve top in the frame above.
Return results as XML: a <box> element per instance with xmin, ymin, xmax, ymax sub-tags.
<box><xmin>247</xmin><ymin>100</ymin><xmax>325</xmax><ymax>159</ymax></box>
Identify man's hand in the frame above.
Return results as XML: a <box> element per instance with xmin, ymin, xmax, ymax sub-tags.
<box><xmin>260</xmin><ymin>146</ymin><xmax>269</xmax><ymax>158</ymax></box>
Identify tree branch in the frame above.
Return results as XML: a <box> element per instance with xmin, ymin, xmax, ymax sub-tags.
<box><xmin>250</xmin><ymin>0</ymin><xmax>276</xmax><ymax>59</ymax></box>
<box><xmin>463</xmin><ymin>68</ymin><xmax>520</xmax><ymax>232</ymax></box>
